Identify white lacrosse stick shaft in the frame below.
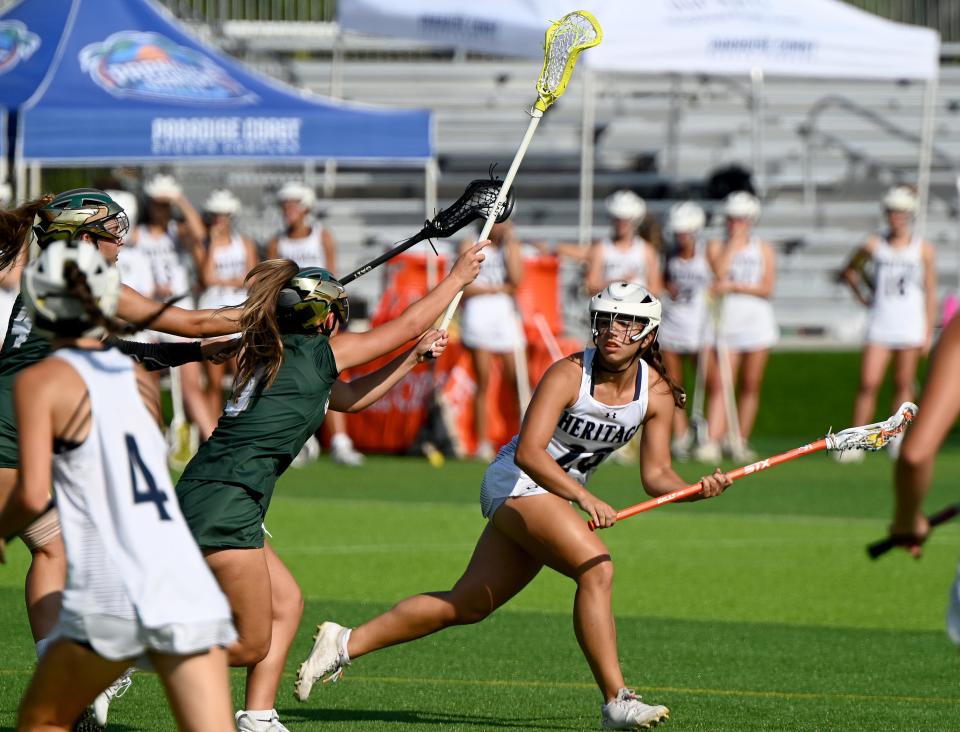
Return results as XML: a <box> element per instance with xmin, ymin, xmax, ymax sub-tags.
<box><xmin>439</xmin><ymin>110</ymin><xmax>543</xmax><ymax>330</ymax></box>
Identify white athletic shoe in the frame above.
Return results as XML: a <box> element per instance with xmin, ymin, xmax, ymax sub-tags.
<box><xmin>692</xmin><ymin>440</ymin><xmax>721</xmax><ymax>464</ymax></box>
<box><xmin>331</xmin><ymin>434</ymin><xmax>365</xmax><ymax>467</ymax></box>
<box><xmin>295</xmin><ymin>621</ymin><xmax>350</xmax><ymax>702</ymax></box>
<box><xmin>601</xmin><ymin>688</ymin><xmax>669</xmax><ymax>730</ymax></box>
<box><xmin>475</xmin><ymin>440</ymin><xmax>496</xmax><ymax>462</ymax></box>
<box><xmin>292</xmin><ymin>436</ymin><xmax>321</xmax><ymax>468</ymax></box>
<box><xmin>235</xmin><ymin>709</ymin><xmax>290</xmax><ymax>732</ymax></box>
<box><xmin>670</xmin><ymin>431</ymin><xmax>693</xmax><ymax>461</ymax></box>
<box><xmin>92</xmin><ymin>668</ymin><xmax>134</xmax><ymax>726</ymax></box>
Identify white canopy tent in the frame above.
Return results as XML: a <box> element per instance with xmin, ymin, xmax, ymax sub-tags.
<box><xmin>340</xmin><ymin>0</ymin><xmax>940</xmax><ymax>239</ymax></box>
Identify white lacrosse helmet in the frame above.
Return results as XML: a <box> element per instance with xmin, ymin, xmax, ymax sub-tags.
<box><xmin>882</xmin><ymin>185</ymin><xmax>917</xmax><ymax>214</ymax></box>
<box><xmin>21</xmin><ymin>239</ymin><xmax>121</xmax><ymax>339</ymax></box>
<box><xmin>605</xmin><ymin>190</ymin><xmax>646</xmax><ymax>222</ymax></box>
<box><xmin>589</xmin><ymin>282</ymin><xmax>661</xmax><ymax>343</ymax></box>
<box><xmin>143</xmin><ymin>174</ymin><xmax>182</xmax><ymax>201</ymax></box>
<box><xmin>723</xmin><ymin>191</ymin><xmax>761</xmax><ymax>221</ymax></box>
<box><xmin>277</xmin><ymin>181</ymin><xmax>317</xmax><ymax>210</ymax></box>
<box><xmin>204</xmin><ymin>189</ymin><xmax>242</xmax><ymax>216</ymax></box>
<box><xmin>105</xmin><ymin>189</ymin><xmax>138</xmax><ymax>229</ymax></box>
<box><xmin>0</xmin><ymin>180</ymin><xmax>11</xmax><ymax>208</ymax></box>
<box><xmin>668</xmin><ymin>201</ymin><xmax>706</xmax><ymax>234</ymax></box>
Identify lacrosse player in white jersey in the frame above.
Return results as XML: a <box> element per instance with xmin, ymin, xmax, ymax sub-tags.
<box><xmin>296</xmin><ymin>283</ymin><xmax>730</xmax><ymax>730</ymax></box>
<box><xmin>659</xmin><ymin>202</ymin><xmax>713</xmax><ymax>459</ymax></box>
<box><xmin>840</xmin><ymin>185</ymin><xmax>936</xmax><ymax>461</ymax></box>
<box><xmin>266</xmin><ymin>181</ymin><xmax>366</xmax><ymax>468</ymax></box>
<box><xmin>586</xmin><ymin>190</ymin><xmax>663</xmax><ymax>296</ymax></box>
<box><xmin>1</xmin><ymin>239</ymin><xmax>236</xmax><ymax>732</ymax></box>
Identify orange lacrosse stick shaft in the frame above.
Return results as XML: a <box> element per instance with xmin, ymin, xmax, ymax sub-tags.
<box><xmin>588</xmin><ymin>438</ymin><xmax>829</xmax><ymax>530</ymax></box>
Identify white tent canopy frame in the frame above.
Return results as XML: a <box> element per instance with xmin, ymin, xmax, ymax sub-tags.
<box><xmin>339</xmin><ymin>0</ymin><xmax>940</xmax><ymax>241</ymax></box>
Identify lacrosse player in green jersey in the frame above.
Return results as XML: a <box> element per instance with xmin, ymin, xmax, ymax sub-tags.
<box><xmin>175</xmin><ymin>242</ymin><xmax>487</xmax><ymax>731</ymax></box>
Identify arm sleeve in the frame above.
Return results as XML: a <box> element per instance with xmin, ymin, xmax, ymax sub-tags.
<box><xmin>312</xmin><ymin>337</ymin><xmax>341</xmax><ymax>379</ymax></box>
<box><xmin>108</xmin><ymin>337</ymin><xmax>204</xmax><ymax>371</ymax></box>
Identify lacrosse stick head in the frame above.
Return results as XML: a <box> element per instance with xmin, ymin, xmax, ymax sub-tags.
<box><xmin>428</xmin><ymin>178</ymin><xmax>516</xmax><ymax>240</ymax></box>
<box><xmin>826</xmin><ymin>402</ymin><xmax>918</xmax><ymax>452</ymax></box>
<box><xmin>535</xmin><ymin>10</ymin><xmax>602</xmax><ymax>113</ymax></box>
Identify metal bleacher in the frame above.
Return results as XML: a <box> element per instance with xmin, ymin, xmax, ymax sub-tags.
<box><xmin>172</xmin><ymin>21</ymin><xmax>960</xmax><ymax>348</ymax></box>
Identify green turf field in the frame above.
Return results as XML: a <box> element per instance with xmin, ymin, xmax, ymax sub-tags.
<box><xmin>1</xmin><ymin>443</ymin><xmax>958</xmax><ymax>731</ymax></box>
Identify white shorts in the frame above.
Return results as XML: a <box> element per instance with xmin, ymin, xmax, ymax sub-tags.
<box><xmin>461</xmin><ymin>293</ymin><xmax>521</xmax><ymax>354</ymax></box>
<box><xmin>708</xmin><ymin>295</ymin><xmax>779</xmax><ymax>352</ymax></box>
<box><xmin>659</xmin><ymin>318</ymin><xmax>707</xmax><ymax>354</ymax></box>
<box><xmin>865</xmin><ymin>316</ymin><xmax>925</xmax><ymax>349</ymax></box>
<box><xmin>198</xmin><ymin>286</ymin><xmax>246</xmax><ymax>312</ymax></box>
<box><xmin>54</xmin><ymin>607</ymin><xmax>237</xmax><ymax>664</ymax></box>
<box><xmin>479</xmin><ymin>440</ymin><xmax>548</xmax><ymax>518</ymax></box>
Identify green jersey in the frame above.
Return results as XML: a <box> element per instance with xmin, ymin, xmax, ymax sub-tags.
<box><xmin>178</xmin><ymin>333</ymin><xmax>339</xmax><ymax>502</ymax></box>
<box><xmin>0</xmin><ymin>294</ymin><xmax>51</xmax><ymax>377</ymax></box>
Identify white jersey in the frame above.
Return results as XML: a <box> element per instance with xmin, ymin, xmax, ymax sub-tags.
<box><xmin>461</xmin><ymin>244</ymin><xmax>520</xmax><ymax>353</ymax></box>
<box><xmin>198</xmin><ymin>233</ymin><xmax>249</xmax><ymax>310</ymax></box>
<box><xmin>277</xmin><ymin>225</ymin><xmax>326</xmax><ymax>269</ymax></box>
<box><xmin>600</xmin><ymin>237</ymin><xmax>649</xmax><ymax>287</ymax></box>
<box><xmin>866</xmin><ymin>235</ymin><xmax>926</xmax><ymax>348</ymax></box>
<box><xmin>52</xmin><ymin>348</ymin><xmax>235</xmax><ymax>658</ymax></box>
<box><xmin>715</xmin><ymin>237</ymin><xmax>779</xmax><ymax>352</ymax></box>
<box><xmin>133</xmin><ymin>224</ymin><xmax>190</xmax><ymax>295</ymax></box>
<box><xmin>480</xmin><ymin>349</ymin><xmax>648</xmax><ymax>517</ymax></box>
<box><xmin>660</xmin><ymin>241</ymin><xmax>712</xmax><ymax>353</ymax></box>
<box><xmin>117</xmin><ymin>246</ymin><xmax>155</xmax><ymax>299</ymax></box>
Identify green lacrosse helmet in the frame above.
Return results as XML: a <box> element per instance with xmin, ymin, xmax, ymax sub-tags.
<box><xmin>33</xmin><ymin>188</ymin><xmax>130</xmax><ymax>250</ymax></box>
<box><xmin>277</xmin><ymin>267</ymin><xmax>349</xmax><ymax>335</ymax></box>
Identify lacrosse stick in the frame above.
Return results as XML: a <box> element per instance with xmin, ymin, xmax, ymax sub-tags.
<box><xmin>512</xmin><ymin>303</ymin><xmax>532</xmax><ymax>416</ymax></box>
<box><xmin>439</xmin><ymin>10</ymin><xmax>602</xmax><ymax>331</ymax></box>
<box><xmin>166</xmin><ymin>366</ymin><xmax>198</xmax><ymax>472</ymax></box>
<box><xmin>689</xmin><ymin>306</ymin><xmax>713</xmax><ymax>448</ymax></box>
<box><xmin>588</xmin><ymin>402</ymin><xmax>918</xmax><ymax>530</ymax></box>
<box><xmin>712</xmin><ymin>295</ymin><xmax>745</xmax><ymax>456</ymax></box>
<box><xmin>339</xmin><ymin>178</ymin><xmax>515</xmax><ymax>286</ymax></box>
<box><xmin>867</xmin><ymin>503</ymin><xmax>960</xmax><ymax>559</ymax></box>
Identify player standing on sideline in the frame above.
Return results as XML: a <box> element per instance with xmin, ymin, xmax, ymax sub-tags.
<box><xmin>267</xmin><ymin>181</ymin><xmax>365</xmax><ymax>468</ymax></box>
<box><xmin>695</xmin><ymin>191</ymin><xmax>778</xmax><ymax>463</ymax></box>
<box><xmin>658</xmin><ymin>202</ymin><xmax>713</xmax><ymax>460</ymax></box>
<box><xmin>883</xmin><ymin>313</ymin><xmax>960</xmax><ymax>639</ymax></box>
<box><xmin>0</xmin><ymin>239</ymin><xmax>236</xmax><ymax>732</ymax></box>
<box><xmin>460</xmin><ymin>220</ymin><xmax>524</xmax><ymax>460</ymax></box>
<box><xmin>174</xmin><ymin>243</ymin><xmax>487</xmax><ymax>732</ymax></box>
<box><xmin>197</xmin><ymin>189</ymin><xmax>258</xmax><ymax>417</ymax></box>
<box><xmin>131</xmin><ymin>174</ymin><xmax>218</xmax><ymax>440</ymax></box>
<box><xmin>840</xmin><ymin>185</ymin><xmax>936</xmax><ymax>462</ymax></box>
<box><xmin>586</xmin><ymin>190</ymin><xmax>662</xmax><ymax>296</ymax></box>
<box><xmin>296</xmin><ymin>284</ymin><xmax>730</xmax><ymax>730</ymax></box>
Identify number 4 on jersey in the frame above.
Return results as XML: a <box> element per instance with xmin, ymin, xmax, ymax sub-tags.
<box><xmin>125</xmin><ymin>434</ymin><xmax>172</xmax><ymax>521</ymax></box>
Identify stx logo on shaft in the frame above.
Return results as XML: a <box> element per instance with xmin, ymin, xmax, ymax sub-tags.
<box><xmin>743</xmin><ymin>459</ymin><xmax>771</xmax><ymax>475</ymax></box>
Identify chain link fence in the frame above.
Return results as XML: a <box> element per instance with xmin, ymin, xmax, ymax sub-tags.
<box><xmin>157</xmin><ymin>0</ymin><xmax>335</xmax><ymax>23</ymax></box>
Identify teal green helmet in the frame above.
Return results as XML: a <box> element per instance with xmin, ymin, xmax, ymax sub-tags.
<box><xmin>33</xmin><ymin>188</ymin><xmax>130</xmax><ymax>250</ymax></box>
<box><xmin>277</xmin><ymin>267</ymin><xmax>349</xmax><ymax>335</ymax></box>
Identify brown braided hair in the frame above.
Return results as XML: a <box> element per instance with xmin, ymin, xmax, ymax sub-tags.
<box><xmin>644</xmin><ymin>337</ymin><xmax>686</xmax><ymax>409</ymax></box>
<box><xmin>0</xmin><ymin>195</ymin><xmax>53</xmax><ymax>271</ymax></box>
<box><xmin>233</xmin><ymin>258</ymin><xmax>300</xmax><ymax>398</ymax></box>
<box><xmin>62</xmin><ymin>261</ymin><xmax>133</xmax><ymax>337</ymax></box>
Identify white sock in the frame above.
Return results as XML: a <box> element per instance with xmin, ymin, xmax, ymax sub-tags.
<box><xmin>241</xmin><ymin>709</ymin><xmax>277</xmax><ymax>722</ymax></box>
<box><xmin>340</xmin><ymin>628</ymin><xmax>352</xmax><ymax>664</ymax></box>
<box><xmin>35</xmin><ymin>636</ymin><xmax>54</xmax><ymax>659</ymax></box>
<box><xmin>331</xmin><ymin>433</ymin><xmax>353</xmax><ymax>451</ymax></box>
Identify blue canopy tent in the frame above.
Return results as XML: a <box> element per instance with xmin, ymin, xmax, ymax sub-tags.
<box><xmin>1</xmin><ymin>0</ymin><xmax>433</xmax><ymax>205</ymax></box>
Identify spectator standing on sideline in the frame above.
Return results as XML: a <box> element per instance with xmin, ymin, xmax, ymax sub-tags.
<box><xmin>586</xmin><ymin>190</ymin><xmax>662</xmax><ymax>296</ymax></box>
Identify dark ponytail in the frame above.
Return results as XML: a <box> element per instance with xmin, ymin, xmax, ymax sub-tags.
<box><xmin>63</xmin><ymin>261</ymin><xmax>132</xmax><ymax>337</ymax></box>
<box><xmin>644</xmin><ymin>337</ymin><xmax>686</xmax><ymax>409</ymax></box>
<box><xmin>0</xmin><ymin>195</ymin><xmax>52</xmax><ymax>271</ymax></box>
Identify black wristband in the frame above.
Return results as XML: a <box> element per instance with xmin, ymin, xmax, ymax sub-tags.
<box><xmin>109</xmin><ymin>337</ymin><xmax>204</xmax><ymax>371</ymax></box>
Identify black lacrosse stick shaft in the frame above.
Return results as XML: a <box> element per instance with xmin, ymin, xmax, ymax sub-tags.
<box><xmin>866</xmin><ymin>503</ymin><xmax>960</xmax><ymax>559</ymax></box>
<box><xmin>338</xmin><ymin>177</ymin><xmax>515</xmax><ymax>287</ymax></box>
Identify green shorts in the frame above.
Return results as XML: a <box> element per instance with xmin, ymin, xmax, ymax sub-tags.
<box><xmin>176</xmin><ymin>479</ymin><xmax>269</xmax><ymax>550</ymax></box>
<box><xmin>0</xmin><ymin>379</ymin><xmax>19</xmax><ymax>469</ymax></box>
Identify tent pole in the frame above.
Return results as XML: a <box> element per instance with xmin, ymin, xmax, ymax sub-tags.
<box><xmin>578</xmin><ymin>69</ymin><xmax>597</xmax><ymax>247</ymax></box>
<box><xmin>29</xmin><ymin>161</ymin><xmax>40</xmax><ymax>198</ymax></box>
<box><xmin>324</xmin><ymin>26</ymin><xmax>346</xmax><ymax>198</ymax></box>
<box><xmin>915</xmin><ymin>75</ymin><xmax>937</xmax><ymax>241</ymax></box>
<box><xmin>15</xmin><ymin>159</ymin><xmax>26</xmax><ymax>203</ymax></box>
<box><xmin>425</xmin><ymin>157</ymin><xmax>438</xmax><ymax>289</ymax></box>
<box><xmin>750</xmin><ymin>66</ymin><xmax>765</xmax><ymax>198</ymax></box>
